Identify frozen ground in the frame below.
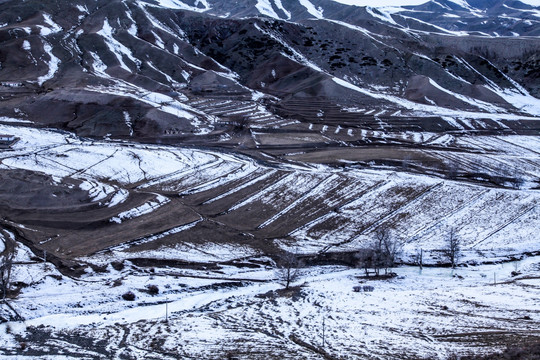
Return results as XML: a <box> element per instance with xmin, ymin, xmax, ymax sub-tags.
<box><xmin>0</xmin><ymin>123</ymin><xmax>538</xmax><ymax>262</ymax></box>
<box><xmin>0</xmin><ymin>124</ymin><xmax>538</xmax><ymax>359</ymax></box>
<box><xmin>0</xmin><ymin>239</ymin><xmax>539</xmax><ymax>359</ymax></box>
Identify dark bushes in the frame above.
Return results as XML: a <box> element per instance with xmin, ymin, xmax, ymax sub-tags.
<box><xmin>122</xmin><ymin>291</ymin><xmax>136</xmax><ymax>301</ymax></box>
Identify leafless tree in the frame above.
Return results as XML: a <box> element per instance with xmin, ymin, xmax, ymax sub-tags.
<box><xmin>445</xmin><ymin>160</ymin><xmax>460</xmax><ymax>180</ymax></box>
<box><xmin>0</xmin><ymin>236</ymin><xmax>15</xmax><ymax>300</ymax></box>
<box><xmin>276</xmin><ymin>251</ymin><xmax>302</xmax><ymax>289</ymax></box>
<box><xmin>413</xmin><ymin>248</ymin><xmax>424</xmax><ymax>269</ymax></box>
<box><xmin>355</xmin><ymin>248</ymin><xmax>375</xmax><ymax>276</ymax></box>
<box><xmin>375</xmin><ymin>228</ymin><xmax>402</xmax><ymax>275</ymax></box>
<box><xmin>356</xmin><ymin>228</ymin><xmax>402</xmax><ymax>276</ymax></box>
<box><xmin>228</xmin><ymin>115</ymin><xmax>250</xmax><ymax>133</ymax></box>
<box><xmin>443</xmin><ymin>227</ymin><xmax>461</xmax><ymax>268</ymax></box>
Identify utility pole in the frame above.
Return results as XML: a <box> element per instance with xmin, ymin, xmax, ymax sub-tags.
<box><xmin>165</xmin><ymin>299</ymin><xmax>168</xmax><ymax>323</ymax></box>
<box><xmin>322</xmin><ymin>317</ymin><xmax>326</xmax><ymax>348</ymax></box>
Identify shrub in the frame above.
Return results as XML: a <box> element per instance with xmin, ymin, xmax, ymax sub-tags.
<box><xmin>146</xmin><ymin>284</ymin><xmax>159</xmax><ymax>295</ymax></box>
<box><xmin>122</xmin><ymin>291</ymin><xmax>136</xmax><ymax>301</ymax></box>
<box><xmin>111</xmin><ymin>261</ymin><xmax>124</xmax><ymax>271</ymax></box>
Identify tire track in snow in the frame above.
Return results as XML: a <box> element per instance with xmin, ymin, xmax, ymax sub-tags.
<box><xmin>178</xmin><ymin>161</ymin><xmax>253</xmax><ymax>195</ymax></box>
<box><xmin>69</xmin><ymin>148</ymin><xmax>120</xmax><ymax>177</ymax></box>
<box><xmin>95</xmin><ymin>218</ymin><xmax>203</xmax><ymax>254</ymax></box>
<box><xmin>319</xmin><ymin>182</ymin><xmax>444</xmax><ymax>254</ymax></box>
<box><xmin>136</xmin><ymin>156</ymin><xmax>221</xmax><ymax>189</ymax></box>
<box><xmin>225</xmin><ymin>172</ymin><xmax>298</xmax><ymax>213</ymax></box>
<box><xmin>288</xmin><ymin>179</ymin><xmax>389</xmax><ymax>238</ymax></box>
<box><xmin>495</xmin><ymin>136</ymin><xmax>540</xmax><ymax>156</ymax></box>
<box><xmin>201</xmin><ymin>168</ymin><xmax>278</xmax><ymax>205</ymax></box>
<box><xmin>361</xmin><ymin>182</ymin><xmax>444</xmax><ymax>233</ymax></box>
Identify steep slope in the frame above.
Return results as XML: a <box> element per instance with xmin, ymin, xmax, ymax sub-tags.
<box><xmin>0</xmin><ymin>0</ymin><xmax>539</xmax><ymax>145</ymax></box>
<box><xmin>0</xmin><ymin>2</ymin><xmax>539</xmax><ymax>359</ymax></box>
<box><xmin>0</xmin><ymin>0</ymin><xmax>539</xmax><ymax>269</ymax></box>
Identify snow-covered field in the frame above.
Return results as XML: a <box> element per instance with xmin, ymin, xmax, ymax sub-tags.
<box><xmin>0</xmin><ymin>239</ymin><xmax>538</xmax><ymax>359</ymax></box>
<box><xmin>1</xmin><ymin>0</ymin><xmax>540</xmax><ymax>356</ymax></box>
<box><xmin>0</xmin><ymin>123</ymin><xmax>538</xmax><ymax>358</ymax></box>
<box><xmin>0</xmin><ymin>123</ymin><xmax>538</xmax><ymax>260</ymax></box>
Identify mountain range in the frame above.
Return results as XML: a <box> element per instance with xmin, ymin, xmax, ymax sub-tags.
<box><xmin>0</xmin><ymin>0</ymin><xmax>539</xmax><ymax>146</ymax></box>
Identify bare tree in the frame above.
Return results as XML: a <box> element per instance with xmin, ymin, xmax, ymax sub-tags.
<box><xmin>276</xmin><ymin>252</ymin><xmax>302</xmax><ymax>289</ymax></box>
<box><xmin>228</xmin><ymin>115</ymin><xmax>250</xmax><ymax>133</ymax></box>
<box><xmin>443</xmin><ymin>227</ymin><xmax>461</xmax><ymax>268</ymax></box>
<box><xmin>0</xmin><ymin>236</ymin><xmax>15</xmax><ymax>300</ymax></box>
<box><xmin>356</xmin><ymin>228</ymin><xmax>402</xmax><ymax>276</ymax></box>
<box><xmin>445</xmin><ymin>160</ymin><xmax>460</xmax><ymax>180</ymax></box>
<box><xmin>355</xmin><ymin>248</ymin><xmax>375</xmax><ymax>276</ymax></box>
<box><xmin>375</xmin><ymin>228</ymin><xmax>401</xmax><ymax>275</ymax></box>
<box><xmin>413</xmin><ymin>248</ymin><xmax>424</xmax><ymax>270</ymax></box>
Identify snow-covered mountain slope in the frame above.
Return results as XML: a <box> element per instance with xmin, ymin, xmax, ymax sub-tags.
<box><xmin>0</xmin><ymin>1</ymin><xmax>539</xmax><ymax>357</ymax></box>
<box><xmin>0</xmin><ymin>123</ymin><xmax>538</xmax><ymax>266</ymax></box>
<box><xmin>0</xmin><ymin>0</ymin><xmax>538</xmax><ymax>263</ymax></box>
<box><xmin>0</xmin><ymin>0</ymin><xmax>539</xmax><ymax>142</ymax></box>
<box><xmin>144</xmin><ymin>0</ymin><xmax>540</xmax><ymax>37</ymax></box>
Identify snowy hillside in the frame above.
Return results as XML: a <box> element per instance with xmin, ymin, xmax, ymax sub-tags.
<box><xmin>0</xmin><ymin>0</ymin><xmax>539</xmax><ymax>358</ymax></box>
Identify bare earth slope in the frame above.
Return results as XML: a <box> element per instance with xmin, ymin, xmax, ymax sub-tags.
<box><xmin>0</xmin><ymin>0</ymin><xmax>539</xmax><ymax>358</ymax></box>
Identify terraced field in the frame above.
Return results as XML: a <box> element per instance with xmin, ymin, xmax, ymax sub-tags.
<box><xmin>0</xmin><ymin>124</ymin><xmax>538</xmax><ymax>270</ymax></box>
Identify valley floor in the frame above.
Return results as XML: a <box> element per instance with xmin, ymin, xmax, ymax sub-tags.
<box><xmin>0</xmin><ymin>241</ymin><xmax>539</xmax><ymax>359</ymax></box>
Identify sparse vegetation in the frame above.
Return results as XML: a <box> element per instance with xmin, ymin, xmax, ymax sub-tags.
<box><xmin>0</xmin><ymin>237</ymin><xmax>15</xmax><ymax>300</ymax></box>
<box><xmin>444</xmin><ymin>227</ymin><xmax>461</xmax><ymax>269</ymax></box>
<box><xmin>122</xmin><ymin>291</ymin><xmax>136</xmax><ymax>301</ymax></box>
<box><xmin>356</xmin><ymin>228</ymin><xmax>402</xmax><ymax>276</ymax></box>
<box><xmin>146</xmin><ymin>284</ymin><xmax>159</xmax><ymax>295</ymax></box>
<box><xmin>276</xmin><ymin>252</ymin><xmax>302</xmax><ymax>290</ymax></box>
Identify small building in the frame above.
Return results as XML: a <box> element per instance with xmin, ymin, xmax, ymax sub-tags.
<box><xmin>0</xmin><ymin>134</ymin><xmax>15</xmax><ymax>142</ymax></box>
<box><xmin>1</xmin><ymin>82</ymin><xmax>23</xmax><ymax>87</ymax></box>
<box><xmin>0</xmin><ymin>134</ymin><xmax>18</xmax><ymax>149</ymax></box>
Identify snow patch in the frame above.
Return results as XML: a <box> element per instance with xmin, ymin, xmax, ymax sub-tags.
<box><xmin>88</xmin><ymin>51</ymin><xmax>109</xmax><ymax>78</ymax></box>
<box><xmin>39</xmin><ymin>13</ymin><xmax>62</xmax><ymax>36</ymax></box>
<box><xmin>144</xmin><ymin>0</ymin><xmax>210</xmax><ymax>12</ymax></box>
<box><xmin>106</xmin><ymin>189</ymin><xmax>129</xmax><ymax>208</ymax></box>
<box><xmin>274</xmin><ymin>0</ymin><xmax>292</xmax><ymax>19</ymax></box>
<box><xmin>110</xmin><ymin>195</ymin><xmax>170</xmax><ymax>223</ymax></box>
<box><xmin>123</xmin><ymin>111</ymin><xmax>133</xmax><ymax>136</ymax></box>
<box><xmin>298</xmin><ymin>0</ymin><xmax>324</xmax><ymax>19</ymax></box>
<box><xmin>127</xmin><ymin>24</ymin><xmax>137</xmax><ymax>36</ymax></box>
<box><xmin>496</xmin><ymin>89</ymin><xmax>540</xmax><ymax>117</ymax></box>
<box><xmin>97</xmin><ymin>19</ymin><xmax>141</xmax><ymax>72</ymax></box>
<box><xmin>151</xmin><ymin>31</ymin><xmax>165</xmax><ymax>49</ymax></box>
<box><xmin>428</xmin><ymin>78</ymin><xmax>506</xmax><ymax>113</ymax></box>
<box><xmin>37</xmin><ymin>41</ymin><xmax>60</xmax><ymax>86</ymax></box>
<box><xmin>76</xmin><ymin>4</ymin><xmax>89</xmax><ymax>14</ymax></box>
<box><xmin>366</xmin><ymin>7</ymin><xmax>398</xmax><ymax>25</ymax></box>
<box><xmin>79</xmin><ymin>180</ymin><xmax>115</xmax><ymax>202</ymax></box>
<box><xmin>332</xmin><ymin>77</ymin><xmax>540</xmax><ymax>121</ymax></box>
<box><xmin>256</xmin><ymin>0</ymin><xmax>280</xmax><ymax>19</ymax></box>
